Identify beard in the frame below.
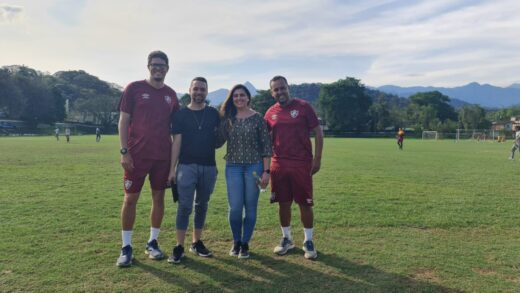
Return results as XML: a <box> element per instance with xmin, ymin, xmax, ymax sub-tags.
<box><xmin>277</xmin><ymin>95</ymin><xmax>288</xmax><ymax>104</ymax></box>
<box><xmin>193</xmin><ymin>95</ymin><xmax>206</xmax><ymax>103</ymax></box>
<box><xmin>153</xmin><ymin>76</ymin><xmax>164</xmax><ymax>82</ymax></box>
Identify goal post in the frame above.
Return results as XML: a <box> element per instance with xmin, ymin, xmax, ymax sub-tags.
<box><xmin>455</xmin><ymin>129</ymin><xmax>497</xmax><ymax>142</ymax></box>
<box><xmin>422</xmin><ymin>130</ymin><xmax>438</xmax><ymax>140</ymax></box>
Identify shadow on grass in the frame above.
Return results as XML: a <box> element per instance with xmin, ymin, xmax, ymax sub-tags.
<box><xmin>131</xmin><ymin>259</ymin><xmax>208</xmax><ymax>291</ymax></box>
<box><xmin>132</xmin><ymin>249</ymin><xmax>462</xmax><ymax>292</ymax></box>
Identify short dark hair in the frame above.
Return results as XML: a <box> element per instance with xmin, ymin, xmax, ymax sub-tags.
<box><xmin>191</xmin><ymin>77</ymin><xmax>208</xmax><ymax>87</ymax></box>
<box><xmin>270</xmin><ymin>75</ymin><xmax>288</xmax><ymax>88</ymax></box>
<box><xmin>148</xmin><ymin>50</ymin><xmax>169</xmax><ymax>66</ymax></box>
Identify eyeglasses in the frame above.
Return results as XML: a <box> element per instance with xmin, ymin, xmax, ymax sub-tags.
<box><xmin>149</xmin><ymin>63</ymin><xmax>168</xmax><ymax>69</ymax></box>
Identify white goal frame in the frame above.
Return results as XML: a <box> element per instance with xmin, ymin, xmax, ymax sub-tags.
<box><xmin>455</xmin><ymin>129</ymin><xmax>497</xmax><ymax>142</ymax></box>
<box><xmin>422</xmin><ymin>130</ymin><xmax>438</xmax><ymax>140</ymax></box>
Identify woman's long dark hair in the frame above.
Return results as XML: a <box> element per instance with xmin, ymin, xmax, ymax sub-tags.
<box><xmin>219</xmin><ymin>84</ymin><xmax>252</xmax><ymax>121</ymax></box>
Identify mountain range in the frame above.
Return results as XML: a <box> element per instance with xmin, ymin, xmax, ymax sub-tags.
<box><xmin>206</xmin><ymin>81</ymin><xmax>258</xmax><ymax>105</ymax></box>
<box><xmin>377</xmin><ymin>82</ymin><xmax>520</xmax><ymax>108</ymax></box>
<box><xmin>205</xmin><ymin>81</ymin><xmax>520</xmax><ymax>108</ymax></box>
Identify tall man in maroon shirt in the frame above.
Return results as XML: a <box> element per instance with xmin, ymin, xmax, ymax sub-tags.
<box><xmin>264</xmin><ymin>75</ymin><xmax>324</xmax><ymax>259</ymax></box>
<box><xmin>116</xmin><ymin>51</ymin><xmax>180</xmax><ymax>267</ymax></box>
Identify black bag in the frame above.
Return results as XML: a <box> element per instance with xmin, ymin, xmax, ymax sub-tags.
<box><xmin>171</xmin><ymin>182</ymin><xmax>179</xmax><ymax>203</ymax></box>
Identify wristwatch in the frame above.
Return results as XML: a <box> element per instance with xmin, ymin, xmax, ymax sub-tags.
<box><xmin>263</xmin><ymin>169</ymin><xmax>270</xmax><ymax>174</ymax></box>
<box><xmin>120</xmin><ymin>148</ymin><xmax>128</xmax><ymax>155</ymax></box>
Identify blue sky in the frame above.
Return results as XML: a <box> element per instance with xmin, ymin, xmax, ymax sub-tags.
<box><xmin>1</xmin><ymin>0</ymin><xmax>519</xmax><ymax>92</ymax></box>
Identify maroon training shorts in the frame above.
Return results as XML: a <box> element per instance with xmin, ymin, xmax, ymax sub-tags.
<box><xmin>270</xmin><ymin>162</ymin><xmax>313</xmax><ymax>206</ymax></box>
<box><xmin>123</xmin><ymin>158</ymin><xmax>170</xmax><ymax>193</ymax></box>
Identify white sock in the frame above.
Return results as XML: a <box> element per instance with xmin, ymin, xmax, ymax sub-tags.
<box><xmin>281</xmin><ymin>226</ymin><xmax>292</xmax><ymax>240</ymax></box>
<box><xmin>304</xmin><ymin>228</ymin><xmax>313</xmax><ymax>242</ymax></box>
<box><xmin>148</xmin><ymin>227</ymin><xmax>160</xmax><ymax>243</ymax></box>
<box><xmin>122</xmin><ymin>230</ymin><xmax>133</xmax><ymax>247</ymax></box>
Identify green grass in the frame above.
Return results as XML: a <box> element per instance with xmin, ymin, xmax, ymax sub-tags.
<box><xmin>1</xmin><ymin>136</ymin><xmax>520</xmax><ymax>292</ymax></box>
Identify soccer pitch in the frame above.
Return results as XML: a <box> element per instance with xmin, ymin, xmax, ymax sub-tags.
<box><xmin>1</xmin><ymin>136</ymin><xmax>519</xmax><ymax>292</ymax></box>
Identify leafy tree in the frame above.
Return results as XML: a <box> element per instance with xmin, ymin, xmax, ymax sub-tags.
<box><xmin>7</xmin><ymin>67</ymin><xmax>65</xmax><ymax>126</ymax></box>
<box><xmin>250</xmin><ymin>90</ymin><xmax>275</xmax><ymax>116</ymax></box>
<box><xmin>0</xmin><ymin>68</ymin><xmax>24</xmax><ymax>118</ymax></box>
<box><xmin>487</xmin><ymin>107</ymin><xmax>520</xmax><ymax>122</ymax></box>
<box><xmin>368</xmin><ymin>95</ymin><xmax>392</xmax><ymax>131</ymax></box>
<box><xmin>179</xmin><ymin>93</ymin><xmax>191</xmax><ymax>107</ymax></box>
<box><xmin>409</xmin><ymin>91</ymin><xmax>458</xmax><ymax>122</ymax></box>
<box><xmin>407</xmin><ymin>91</ymin><xmax>458</xmax><ymax>131</ymax></box>
<box><xmin>459</xmin><ymin>105</ymin><xmax>490</xmax><ymax>129</ymax></box>
<box><xmin>74</xmin><ymin>94</ymin><xmax>119</xmax><ymax>128</ymax></box>
<box><xmin>289</xmin><ymin>83</ymin><xmax>321</xmax><ymax>104</ymax></box>
<box><xmin>317</xmin><ymin>77</ymin><xmax>371</xmax><ymax>132</ymax></box>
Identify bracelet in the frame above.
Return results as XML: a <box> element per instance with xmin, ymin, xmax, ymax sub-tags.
<box><xmin>263</xmin><ymin>169</ymin><xmax>270</xmax><ymax>174</ymax></box>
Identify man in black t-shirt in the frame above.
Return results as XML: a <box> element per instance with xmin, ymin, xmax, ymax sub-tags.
<box><xmin>167</xmin><ymin>77</ymin><xmax>225</xmax><ymax>264</ymax></box>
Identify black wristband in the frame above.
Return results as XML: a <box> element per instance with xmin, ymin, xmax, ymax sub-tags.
<box><xmin>263</xmin><ymin>169</ymin><xmax>270</xmax><ymax>174</ymax></box>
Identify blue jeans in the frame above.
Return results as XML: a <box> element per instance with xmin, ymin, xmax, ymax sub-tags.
<box><xmin>225</xmin><ymin>162</ymin><xmax>263</xmax><ymax>243</ymax></box>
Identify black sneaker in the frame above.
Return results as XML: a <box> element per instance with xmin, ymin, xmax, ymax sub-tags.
<box><xmin>189</xmin><ymin>240</ymin><xmax>212</xmax><ymax>257</ymax></box>
<box><xmin>116</xmin><ymin>245</ymin><xmax>133</xmax><ymax>267</ymax></box>
<box><xmin>229</xmin><ymin>241</ymin><xmax>241</xmax><ymax>257</ymax></box>
<box><xmin>167</xmin><ymin>245</ymin><xmax>184</xmax><ymax>264</ymax></box>
<box><xmin>145</xmin><ymin>239</ymin><xmax>165</xmax><ymax>260</ymax></box>
<box><xmin>238</xmin><ymin>242</ymin><xmax>250</xmax><ymax>259</ymax></box>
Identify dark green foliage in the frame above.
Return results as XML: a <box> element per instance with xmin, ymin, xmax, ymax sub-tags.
<box><xmin>366</xmin><ymin>90</ymin><xmax>409</xmax><ymax>131</ymax></box>
<box><xmin>487</xmin><ymin>106</ymin><xmax>520</xmax><ymax>123</ymax></box>
<box><xmin>318</xmin><ymin>77</ymin><xmax>372</xmax><ymax>132</ymax></box>
<box><xmin>250</xmin><ymin>89</ymin><xmax>275</xmax><ymax>116</ymax></box>
<box><xmin>0</xmin><ymin>66</ymin><xmax>65</xmax><ymax>126</ymax></box>
<box><xmin>459</xmin><ymin>104</ymin><xmax>491</xmax><ymax>130</ymax></box>
<box><xmin>179</xmin><ymin>93</ymin><xmax>191</xmax><ymax>107</ymax></box>
<box><xmin>288</xmin><ymin>83</ymin><xmax>321</xmax><ymax>104</ymax></box>
<box><xmin>406</xmin><ymin>91</ymin><xmax>458</xmax><ymax>131</ymax></box>
<box><xmin>0</xmin><ymin>66</ymin><xmax>121</xmax><ymax>126</ymax></box>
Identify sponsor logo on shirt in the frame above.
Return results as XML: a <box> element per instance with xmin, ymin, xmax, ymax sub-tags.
<box><xmin>142</xmin><ymin>93</ymin><xmax>150</xmax><ymax>100</ymax></box>
<box><xmin>290</xmin><ymin>110</ymin><xmax>299</xmax><ymax>118</ymax></box>
<box><xmin>164</xmin><ymin>96</ymin><xmax>172</xmax><ymax>105</ymax></box>
<box><xmin>124</xmin><ymin>179</ymin><xmax>133</xmax><ymax>190</ymax></box>
<box><xmin>271</xmin><ymin>114</ymin><xmax>278</xmax><ymax>121</ymax></box>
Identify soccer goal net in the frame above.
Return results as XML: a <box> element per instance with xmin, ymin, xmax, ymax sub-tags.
<box><xmin>422</xmin><ymin>131</ymin><xmax>438</xmax><ymax>140</ymax></box>
<box><xmin>455</xmin><ymin>129</ymin><xmax>498</xmax><ymax>142</ymax></box>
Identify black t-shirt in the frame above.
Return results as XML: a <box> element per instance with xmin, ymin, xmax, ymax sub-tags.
<box><xmin>171</xmin><ymin>106</ymin><xmax>223</xmax><ymax>166</ymax></box>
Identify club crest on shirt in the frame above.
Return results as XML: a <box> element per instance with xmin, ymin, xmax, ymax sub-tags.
<box><xmin>141</xmin><ymin>93</ymin><xmax>150</xmax><ymax>100</ymax></box>
<box><xmin>124</xmin><ymin>180</ymin><xmax>133</xmax><ymax>190</ymax></box>
<box><xmin>290</xmin><ymin>110</ymin><xmax>299</xmax><ymax>118</ymax></box>
<box><xmin>306</xmin><ymin>198</ymin><xmax>313</xmax><ymax>204</ymax></box>
<box><xmin>164</xmin><ymin>96</ymin><xmax>172</xmax><ymax>104</ymax></box>
<box><xmin>271</xmin><ymin>114</ymin><xmax>278</xmax><ymax>121</ymax></box>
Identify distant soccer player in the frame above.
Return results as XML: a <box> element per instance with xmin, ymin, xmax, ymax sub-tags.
<box><xmin>54</xmin><ymin>127</ymin><xmax>59</xmax><ymax>141</ymax></box>
<box><xmin>96</xmin><ymin>127</ymin><xmax>101</xmax><ymax>142</ymax></box>
<box><xmin>397</xmin><ymin>128</ymin><xmax>405</xmax><ymax>150</ymax></box>
<box><xmin>65</xmin><ymin>127</ymin><xmax>71</xmax><ymax>143</ymax></box>
<box><xmin>509</xmin><ymin>130</ymin><xmax>520</xmax><ymax>160</ymax></box>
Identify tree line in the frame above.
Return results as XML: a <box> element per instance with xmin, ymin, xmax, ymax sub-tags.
<box><xmin>0</xmin><ymin>66</ymin><xmax>515</xmax><ymax>134</ymax></box>
<box><xmin>0</xmin><ymin>66</ymin><xmax>121</xmax><ymax>129</ymax></box>
<box><xmin>252</xmin><ymin>77</ymin><xmax>496</xmax><ymax>134</ymax></box>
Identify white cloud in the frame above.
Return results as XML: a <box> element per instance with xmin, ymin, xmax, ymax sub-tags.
<box><xmin>1</xmin><ymin>0</ymin><xmax>520</xmax><ymax>89</ymax></box>
<box><xmin>0</xmin><ymin>4</ymin><xmax>23</xmax><ymax>22</ymax></box>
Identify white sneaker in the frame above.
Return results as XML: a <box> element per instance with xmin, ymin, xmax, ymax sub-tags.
<box><xmin>303</xmin><ymin>241</ymin><xmax>318</xmax><ymax>259</ymax></box>
<box><xmin>273</xmin><ymin>237</ymin><xmax>295</xmax><ymax>255</ymax></box>
<box><xmin>145</xmin><ymin>239</ymin><xmax>165</xmax><ymax>260</ymax></box>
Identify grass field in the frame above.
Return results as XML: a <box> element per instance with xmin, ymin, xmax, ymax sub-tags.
<box><xmin>1</xmin><ymin>135</ymin><xmax>520</xmax><ymax>292</ymax></box>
